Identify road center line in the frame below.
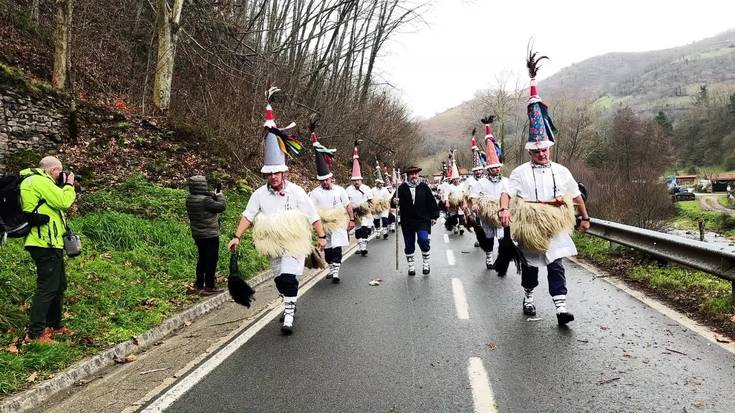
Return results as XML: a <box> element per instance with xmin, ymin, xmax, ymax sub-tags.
<box><xmin>451</xmin><ymin>278</ymin><xmax>469</xmax><ymax>320</ymax></box>
<box><xmin>443</xmin><ymin>234</ymin><xmax>450</xmax><ymax>243</ymax></box>
<box><xmin>467</xmin><ymin>357</ymin><xmax>497</xmax><ymax>413</ymax></box>
<box><xmin>446</xmin><ymin>249</ymin><xmax>456</xmax><ymax>266</ymax></box>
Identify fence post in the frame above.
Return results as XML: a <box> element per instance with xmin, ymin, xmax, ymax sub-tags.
<box><xmin>698</xmin><ymin>220</ymin><xmax>705</xmax><ymax>242</ymax></box>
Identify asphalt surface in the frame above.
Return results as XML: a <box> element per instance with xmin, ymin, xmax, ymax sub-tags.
<box><xmin>152</xmin><ymin>223</ymin><xmax>735</xmax><ymax>413</ymax></box>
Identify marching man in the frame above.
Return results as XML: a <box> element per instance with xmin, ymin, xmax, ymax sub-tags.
<box><xmin>465</xmin><ymin>129</ymin><xmax>486</xmax><ymax>248</ymax></box>
<box><xmin>392</xmin><ymin>166</ymin><xmax>439</xmax><ymax>275</ymax></box>
<box><xmin>498</xmin><ymin>51</ymin><xmax>591</xmax><ymax>325</ymax></box>
<box><xmin>308</xmin><ymin>117</ymin><xmax>354</xmax><ymax>284</ymax></box>
<box><xmin>470</xmin><ymin>117</ymin><xmax>508</xmax><ymax>270</ymax></box>
<box><xmin>443</xmin><ymin>158</ymin><xmax>467</xmax><ymax>235</ymax></box>
<box><xmin>346</xmin><ymin>142</ymin><xmax>374</xmax><ymax>256</ymax></box>
<box><xmin>228</xmin><ymin>88</ymin><xmax>326</xmax><ymax>335</ymax></box>
<box><xmin>371</xmin><ymin>160</ymin><xmax>392</xmax><ymax>239</ymax></box>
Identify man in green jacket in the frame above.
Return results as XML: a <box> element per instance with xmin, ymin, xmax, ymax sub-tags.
<box><xmin>20</xmin><ymin>156</ymin><xmax>76</xmax><ymax>342</ymax></box>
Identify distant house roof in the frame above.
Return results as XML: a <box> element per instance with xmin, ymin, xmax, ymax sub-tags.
<box><xmin>712</xmin><ymin>174</ymin><xmax>735</xmax><ymax>181</ymax></box>
<box><xmin>675</xmin><ymin>175</ymin><xmax>698</xmax><ymax>179</ymax></box>
<box><xmin>459</xmin><ymin>168</ymin><xmax>469</xmax><ymax>175</ymax></box>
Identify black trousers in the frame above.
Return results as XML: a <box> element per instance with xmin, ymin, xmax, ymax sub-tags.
<box><xmin>444</xmin><ymin>214</ymin><xmax>466</xmax><ymax>230</ymax></box>
<box><xmin>324</xmin><ymin>247</ymin><xmax>343</xmax><ymax>264</ymax></box>
<box><xmin>474</xmin><ymin>226</ymin><xmax>495</xmax><ymax>252</ymax></box>
<box><xmin>195</xmin><ymin>236</ymin><xmax>220</xmax><ymax>288</ymax></box>
<box><xmin>27</xmin><ymin>247</ymin><xmax>67</xmax><ymax>337</ymax></box>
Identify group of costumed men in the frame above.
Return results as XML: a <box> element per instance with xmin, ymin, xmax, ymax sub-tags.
<box><xmin>227</xmin><ymin>47</ymin><xmax>591</xmax><ymax>337</ymax></box>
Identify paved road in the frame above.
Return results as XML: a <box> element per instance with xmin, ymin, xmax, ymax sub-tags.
<box><xmin>145</xmin><ymin>224</ymin><xmax>735</xmax><ymax>413</ymax></box>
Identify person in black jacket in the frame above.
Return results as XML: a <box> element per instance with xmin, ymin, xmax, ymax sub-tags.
<box><xmin>186</xmin><ymin>175</ymin><xmax>226</xmax><ymax>294</ymax></box>
<box><xmin>391</xmin><ymin>166</ymin><xmax>439</xmax><ymax>275</ymax></box>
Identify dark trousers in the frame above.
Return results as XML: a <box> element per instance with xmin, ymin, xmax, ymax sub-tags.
<box><xmin>521</xmin><ymin>259</ymin><xmax>567</xmax><ymax>296</ymax></box>
<box><xmin>324</xmin><ymin>247</ymin><xmax>343</xmax><ymax>264</ymax></box>
<box><xmin>355</xmin><ymin>226</ymin><xmax>372</xmax><ymax>239</ymax></box>
<box><xmin>373</xmin><ymin>217</ymin><xmax>389</xmax><ymax>228</ymax></box>
<box><xmin>27</xmin><ymin>247</ymin><xmax>67</xmax><ymax>337</ymax></box>
<box><xmin>475</xmin><ymin>226</ymin><xmax>495</xmax><ymax>252</ymax></box>
<box><xmin>388</xmin><ymin>213</ymin><xmax>396</xmax><ymax>225</ymax></box>
<box><xmin>195</xmin><ymin>236</ymin><xmax>220</xmax><ymax>289</ymax></box>
<box><xmin>444</xmin><ymin>214</ymin><xmax>466</xmax><ymax>230</ymax></box>
<box><xmin>402</xmin><ymin>226</ymin><xmax>430</xmax><ymax>255</ymax></box>
<box><xmin>275</xmin><ymin>273</ymin><xmax>299</xmax><ymax>297</ymax></box>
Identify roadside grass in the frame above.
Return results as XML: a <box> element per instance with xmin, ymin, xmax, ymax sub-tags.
<box><xmin>573</xmin><ymin>233</ymin><xmax>734</xmax><ymax>337</ymax></box>
<box><xmin>671</xmin><ymin>200</ymin><xmax>735</xmax><ymax>237</ymax></box>
<box><xmin>717</xmin><ymin>195</ymin><xmax>733</xmax><ymax>209</ymax></box>
<box><xmin>0</xmin><ymin>176</ymin><xmax>267</xmax><ymax>396</ymax></box>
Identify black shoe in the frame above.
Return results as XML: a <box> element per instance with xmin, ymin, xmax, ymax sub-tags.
<box><xmin>383</xmin><ymin>233</ymin><xmax>389</xmax><ymax>239</ymax></box>
<box><xmin>332</xmin><ymin>276</ymin><xmax>341</xmax><ymax>284</ymax></box>
<box><xmin>460</xmin><ymin>229</ymin><xmax>464</xmax><ymax>235</ymax></box>
<box><xmin>360</xmin><ymin>250</ymin><xmax>367</xmax><ymax>257</ymax></box>
<box><xmin>556</xmin><ymin>311</ymin><xmax>575</xmax><ymax>325</ymax></box>
<box><xmin>422</xmin><ymin>266</ymin><xmax>430</xmax><ymax>275</ymax></box>
<box><xmin>474</xmin><ymin>241</ymin><xmax>480</xmax><ymax>248</ymax></box>
<box><xmin>325</xmin><ymin>273</ymin><xmax>333</xmax><ymax>279</ymax></box>
<box><xmin>408</xmin><ymin>269</ymin><xmax>416</xmax><ymax>276</ymax></box>
<box><xmin>281</xmin><ymin>325</ymin><xmax>293</xmax><ymax>335</ymax></box>
<box><xmin>486</xmin><ymin>262</ymin><xmax>495</xmax><ymax>270</ymax></box>
<box><xmin>523</xmin><ymin>301</ymin><xmax>536</xmax><ymax>316</ymax></box>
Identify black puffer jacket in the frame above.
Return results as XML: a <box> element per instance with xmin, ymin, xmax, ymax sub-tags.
<box><xmin>186</xmin><ymin>176</ymin><xmax>226</xmax><ymax>239</ymax></box>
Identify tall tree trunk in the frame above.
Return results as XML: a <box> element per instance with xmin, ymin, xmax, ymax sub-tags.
<box><xmin>153</xmin><ymin>0</ymin><xmax>185</xmax><ymax>112</ymax></box>
<box><xmin>52</xmin><ymin>0</ymin><xmax>73</xmax><ymax>90</ymax></box>
<box><xmin>30</xmin><ymin>0</ymin><xmax>40</xmax><ymax>24</ymax></box>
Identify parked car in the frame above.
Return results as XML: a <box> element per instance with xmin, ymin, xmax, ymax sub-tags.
<box><xmin>672</xmin><ymin>190</ymin><xmax>695</xmax><ymax>202</ymax></box>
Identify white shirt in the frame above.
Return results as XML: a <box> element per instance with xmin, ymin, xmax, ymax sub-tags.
<box><xmin>243</xmin><ymin>181</ymin><xmax>319</xmax><ymax>223</ymax></box>
<box><xmin>464</xmin><ymin>175</ymin><xmax>479</xmax><ymax>195</ymax></box>
<box><xmin>443</xmin><ymin>183</ymin><xmax>465</xmax><ymax>202</ymax></box>
<box><xmin>309</xmin><ymin>185</ymin><xmax>350</xmax><ymax>248</ymax></box>
<box><xmin>243</xmin><ymin>181</ymin><xmax>319</xmax><ymax>276</ymax></box>
<box><xmin>470</xmin><ymin>176</ymin><xmax>509</xmax><ymax>200</ymax></box>
<box><xmin>345</xmin><ymin>184</ymin><xmax>373</xmax><ymax>206</ymax></box>
<box><xmin>504</xmin><ymin>162</ymin><xmax>581</xmax><ymax>265</ymax></box>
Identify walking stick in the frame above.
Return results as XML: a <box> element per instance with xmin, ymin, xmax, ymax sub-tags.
<box><xmin>395</xmin><ymin>205</ymin><xmax>400</xmax><ymax>271</ymax></box>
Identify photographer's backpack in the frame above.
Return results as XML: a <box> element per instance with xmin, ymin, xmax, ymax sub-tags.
<box><xmin>0</xmin><ymin>171</ymin><xmax>44</xmax><ymax>239</ymax></box>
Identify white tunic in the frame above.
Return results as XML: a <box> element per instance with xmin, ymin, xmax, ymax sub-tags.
<box><xmin>345</xmin><ymin>184</ymin><xmax>374</xmax><ymax>227</ymax></box>
<box><xmin>243</xmin><ymin>181</ymin><xmax>319</xmax><ymax>277</ymax></box>
<box><xmin>470</xmin><ymin>176</ymin><xmax>509</xmax><ymax>237</ymax></box>
<box><xmin>505</xmin><ymin>162</ymin><xmax>582</xmax><ymax>266</ymax></box>
<box><xmin>309</xmin><ymin>185</ymin><xmax>350</xmax><ymax>248</ymax></box>
<box><xmin>464</xmin><ymin>176</ymin><xmax>479</xmax><ymax>196</ymax></box>
<box><xmin>371</xmin><ymin>186</ymin><xmax>392</xmax><ymax>218</ymax></box>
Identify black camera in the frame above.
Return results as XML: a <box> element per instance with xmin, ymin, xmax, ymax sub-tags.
<box><xmin>56</xmin><ymin>171</ymin><xmax>81</xmax><ymax>187</ymax></box>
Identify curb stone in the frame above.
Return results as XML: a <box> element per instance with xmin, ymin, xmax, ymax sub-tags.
<box><xmin>0</xmin><ymin>268</ymin><xmax>277</xmax><ymax>413</ymax></box>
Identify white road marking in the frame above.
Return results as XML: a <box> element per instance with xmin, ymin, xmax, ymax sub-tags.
<box><xmin>468</xmin><ymin>357</ymin><xmax>498</xmax><ymax>413</ymax></box>
<box><xmin>140</xmin><ymin>262</ymin><xmax>334</xmax><ymax>412</ymax></box>
<box><xmin>446</xmin><ymin>249</ymin><xmax>456</xmax><ymax>266</ymax></box>
<box><xmin>443</xmin><ymin>234</ymin><xmax>450</xmax><ymax>243</ymax></box>
<box><xmin>451</xmin><ymin>278</ymin><xmax>469</xmax><ymax>320</ymax></box>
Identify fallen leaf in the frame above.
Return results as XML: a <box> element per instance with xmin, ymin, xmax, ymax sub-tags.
<box><xmin>113</xmin><ymin>354</ymin><xmax>138</xmax><ymax>364</ymax></box>
<box><xmin>19</xmin><ymin>303</ymin><xmax>30</xmax><ymax>313</ymax></box>
<box><xmin>26</xmin><ymin>372</ymin><xmax>38</xmax><ymax>383</ymax></box>
<box><xmin>526</xmin><ymin>317</ymin><xmax>543</xmax><ymax>322</ymax></box>
<box><xmin>5</xmin><ymin>344</ymin><xmax>19</xmax><ymax>354</ymax></box>
<box><xmin>63</xmin><ymin>311</ymin><xmax>73</xmax><ymax>318</ymax></box>
<box><xmin>694</xmin><ymin>400</ymin><xmax>705</xmax><ymax>408</ymax></box>
<box><xmin>597</xmin><ymin>377</ymin><xmax>620</xmax><ymax>385</ymax></box>
<box><xmin>486</xmin><ymin>341</ymin><xmax>497</xmax><ymax>351</ymax></box>
<box><xmin>623</xmin><ymin>352</ymin><xmax>633</xmax><ymax>359</ymax></box>
<box><xmin>600</xmin><ymin>326</ymin><xmax>609</xmax><ymax>331</ymax></box>
<box><xmin>184</xmin><ymin>320</ymin><xmax>192</xmax><ymax>327</ymax></box>
<box><xmin>368</xmin><ymin>279</ymin><xmax>382</xmax><ymax>286</ymax></box>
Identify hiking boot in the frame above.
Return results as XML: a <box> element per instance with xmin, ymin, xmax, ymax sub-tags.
<box><xmin>522</xmin><ymin>298</ymin><xmax>536</xmax><ymax>316</ymax></box>
<box><xmin>556</xmin><ymin>308</ymin><xmax>575</xmax><ymax>325</ymax></box>
<box><xmin>24</xmin><ymin>329</ymin><xmax>55</xmax><ymax>344</ymax></box>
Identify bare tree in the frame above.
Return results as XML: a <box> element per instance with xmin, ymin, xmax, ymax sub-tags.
<box><xmin>152</xmin><ymin>0</ymin><xmax>185</xmax><ymax>112</ymax></box>
<box><xmin>52</xmin><ymin>0</ymin><xmax>74</xmax><ymax>90</ymax></box>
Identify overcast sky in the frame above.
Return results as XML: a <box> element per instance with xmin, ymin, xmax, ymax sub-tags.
<box><xmin>376</xmin><ymin>0</ymin><xmax>735</xmax><ymax>119</ymax></box>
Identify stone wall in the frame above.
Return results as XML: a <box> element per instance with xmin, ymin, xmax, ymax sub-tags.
<box><xmin>0</xmin><ymin>87</ymin><xmax>68</xmax><ymax>173</ymax></box>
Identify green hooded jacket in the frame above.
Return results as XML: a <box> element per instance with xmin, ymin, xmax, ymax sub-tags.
<box><xmin>19</xmin><ymin>168</ymin><xmax>76</xmax><ymax>249</ymax></box>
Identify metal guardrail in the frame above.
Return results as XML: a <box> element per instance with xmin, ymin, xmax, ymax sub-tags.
<box><xmin>586</xmin><ymin>218</ymin><xmax>735</xmax><ymax>283</ymax></box>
